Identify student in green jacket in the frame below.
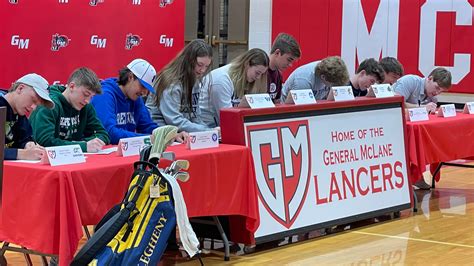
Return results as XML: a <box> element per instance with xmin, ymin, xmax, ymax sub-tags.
<box><xmin>30</xmin><ymin>67</ymin><xmax>110</xmax><ymax>152</ymax></box>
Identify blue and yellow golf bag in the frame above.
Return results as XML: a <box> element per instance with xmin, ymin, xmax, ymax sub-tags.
<box><xmin>71</xmin><ymin>149</ymin><xmax>177</xmax><ymax>266</ymax></box>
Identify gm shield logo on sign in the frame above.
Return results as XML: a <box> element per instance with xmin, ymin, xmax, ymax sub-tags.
<box><xmin>247</xmin><ymin>120</ymin><xmax>311</xmax><ymax>228</ymax></box>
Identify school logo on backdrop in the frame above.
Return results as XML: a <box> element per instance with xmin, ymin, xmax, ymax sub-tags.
<box><xmin>51</xmin><ymin>34</ymin><xmax>70</xmax><ymax>51</ymax></box>
<box><xmin>247</xmin><ymin>120</ymin><xmax>312</xmax><ymax>228</ymax></box>
<box><xmin>11</xmin><ymin>35</ymin><xmax>29</xmax><ymax>49</ymax></box>
<box><xmin>8</xmin><ymin>0</ymin><xmax>18</xmax><ymax>4</ymax></box>
<box><xmin>159</xmin><ymin>0</ymin><xmax>174</xmax><ymax>7</ymax></box>
<box><xmin>125</xmin><ymin>33</ymin><xmax>141</xmax><ymax>50</ymax></box>
<box><xmin>89</xmin><ymin>0</ymin><xmax>104</xmax><ymax>6</ymax></box>
<box><xmin>90</xmin><ymin>35</ymin><xmax>107</xmax><ymax>48</ymax></box>
<box><xmin>159</xmin><ymin>35</ymin><xmax>174</xmax><ymax>47</ymax></box>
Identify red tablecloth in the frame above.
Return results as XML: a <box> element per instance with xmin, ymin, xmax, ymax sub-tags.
<box><xmin>0</xmin><ymin>144</ymin><xmax>258</xmax><ymax>265</ymax></box>
<box><xmin>406</xmin><ymin>113</ymin><xmax>474</xmax><ymax>183</ymax></box>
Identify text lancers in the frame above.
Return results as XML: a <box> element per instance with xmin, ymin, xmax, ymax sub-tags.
<box><xmin>315</xmin><ymin>161</ymin><xmax>405</xmax><ymax>204</ymax></box>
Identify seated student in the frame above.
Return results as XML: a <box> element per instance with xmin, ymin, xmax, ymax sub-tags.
<box><xmin>92</xmin><ymin>59</ymin><xmax>162</xmax><ymax>144</ymax></box>
<box><xmin>393</xmin><ymin>67</ymin><xmax>452</xmax><ymax>114</ymax></box>
<box><xmin>1</xmin><ymin>74</ymin><xmax>54</xmax><ymax>160</ymax></box>
<box><xmin>30</xmin><ymin>67</ymin><xmax>110</xmax><ymax>153</ymax></box>
<box><xmin>146</xmin><ymin>39</ymin><xmax>214</xmax><ymax>132</ymax></box>
<box><xmin>280</xmin><ymin>56</ymin><xmax>349</xmax><ymax>102</ymax></box>
<box><xmin>267</xmin><ymin>33</ymin><xmax>301</xmax><ymax>102</ymax></box>
<box><xmin>379</xmin><ymin>57</ymin><xmax>404</xmax><ymax>85</ymax></box>
<box><xmin>348</xmin><ymin>58</ymin><xmax>385</xmax><ymax>97</ymax></box>
<box><xmin>199</xmin><ymin>48</ymin><xmax>269</xmax><ymax>127</ymax></box>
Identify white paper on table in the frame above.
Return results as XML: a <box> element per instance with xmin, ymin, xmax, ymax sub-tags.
<box><xmin>84</xmin><ymin>147</ymin><xmax>118</xmax><ymax>155</ymax></box>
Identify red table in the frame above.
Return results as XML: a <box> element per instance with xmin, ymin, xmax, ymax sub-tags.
<box><xmin>0</xmin><ymin>144</ymin><xmax>258</xmax><ymax>265</ymax></box>
<box><xmin>406</xmin><ymin>113</ymin><xmax>474</xmax><ymax>184</ymax></box>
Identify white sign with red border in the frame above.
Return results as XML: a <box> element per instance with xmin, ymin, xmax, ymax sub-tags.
<box><xmin>437</xmin><ymin>104</ymin><xmax>456</xmax><ymax>118</ymax></box>
<box><xmin>244</xmin><ymin>108</ymin><xmax>410</xmax><ymax>238</ymax></box>
<box><xmin>239</xmin><ymin>93</ymin><xmax>275</xmax><ymax>109</ymax></box>
<box><xmin>463</xmin><ymin>102</ymin><xmax>474</xmax><ymax>114</ymax></box>
<box><xmin>43</xmin><ymin>144</ymin><xmax>85</xmax><ymax>166</ymax></box>
<box><xmin>117</xmin><ymin>136</ymin><xmax>151</xmax><ymax>157</ymax></box>
<box><xmin>285</xmin><ymin>89</ymin><xmax>317</xmax><ymax>105</ymax></box>
<box><xmin>187</xmin><ymin>130</ymin><xmax>219</xmax><ymax>150</ymax></box>
<box><xmin>408</xmin><ymin>107</ymin><xmax>429</xmax><ymax>122</ymax></box>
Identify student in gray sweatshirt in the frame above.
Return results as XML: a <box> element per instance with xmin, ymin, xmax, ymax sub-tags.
<box><xmin>146</xmin><ymin>39</ymin><xmax>214</xmax><ymax>132</ymax></box>
<box><xmin>199</xmin><ymin>48</ymin><xmax>269</xmax><ymax>127</ymax></box>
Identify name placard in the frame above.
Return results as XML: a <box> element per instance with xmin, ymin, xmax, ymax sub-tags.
<box><xmin>117</xmin><ymin>136</ymin><xmax>151</xmax><ymax>157</ymax></box>
<box><xmin>187</xmin><ymin>130</ymin><xmax>219</xmax><ymax>150</ymax></box>
<box><xmin>437</xmin><ymin>104</ymin><xmax>456</xmax><ymax>118</ymax></box>
<box><xmin>463</xmin><ymin>102</ymin><xmax>474</xmax><ymax>114</ymax></box>
<box><xmin>408</xmin><ymin>107</ymin><xmax>429</xmax><ymax>122</ymax></box>
<box><xmin>43</xmin><ymin>144</ymin><xmax>85</xmax><ymax>166</ymax></box>
<box><xmin>327</xmin><ymin>86</ymin><xmax>355</xmax><ymax>101</ymax></box>
<box><xmin>285</xmin><ymin>89</ymin><xmax>316</xmax><ymax>105</ymax></box>
<box><xmin>366</xmin><ymin>84</ymin><xmax>395</xmax><ymax>98</ymax></box>
<box><xmin>238</xmin><ymin>93</ymin><xmax>275</xmax><ymax>109</ymax></box>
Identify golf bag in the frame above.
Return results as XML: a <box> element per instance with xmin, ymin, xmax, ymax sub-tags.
<box><xmin>71</xmin><ymin>147</ymin><xmax>177</xmax><ymax>266</ymax></box>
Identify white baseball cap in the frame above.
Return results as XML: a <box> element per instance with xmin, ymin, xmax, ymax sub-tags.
<box><xmin>16</xmin><ymin>73</ymin><xmax>54</xmax><ymax>109</ymax></box>
<box><xmin>127</xmin><ymin>58</ymin><xmax>157</xmax><ymax>94</ymax></box>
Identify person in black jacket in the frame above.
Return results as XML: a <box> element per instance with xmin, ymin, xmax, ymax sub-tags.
<box><xmin>1</xmin><ymin>73</ymin><xmax>54</xmax><ymax>160</ymax></box>
<box><xmin>348</xmin><ymin>58</ymin><xmax>385</xmax><ymax>97</ymax></box>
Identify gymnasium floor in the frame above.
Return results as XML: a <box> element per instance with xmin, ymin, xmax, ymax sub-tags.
<box><xmin>3</xmin><ymin>163</ymin><xmax>473</xmax><ymax>265</ymax></box>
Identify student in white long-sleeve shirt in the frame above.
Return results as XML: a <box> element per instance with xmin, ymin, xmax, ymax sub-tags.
<box><xmin>146</xmin><ymin>39</ymin><xmax>214</xmax><ymax>132</ymax></box>
<box><xmin>199</xmin><ymin>48</ymin><xmax>269</xmax><ymax>127</ymax></box>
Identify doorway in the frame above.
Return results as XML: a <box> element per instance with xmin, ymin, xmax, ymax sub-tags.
<box><xmin>185</xmin><ymin>0</ymin><xmax>249</xmax><ymax>68</ymax></box>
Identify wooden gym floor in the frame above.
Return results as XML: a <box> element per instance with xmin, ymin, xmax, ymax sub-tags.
<box><xmin>3</xmin><ymin>163</ymin><xmax>474</xmax><ymax>265</ymax></box>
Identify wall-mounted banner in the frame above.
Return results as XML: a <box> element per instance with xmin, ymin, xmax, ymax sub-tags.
<box><xmin>0</xmin><ymin>1</ymin><xmax>184</xmax><ymax>87</ymax></box>
<box><xmin>272</xmin><ymin>0</ymin><xmax>474</xmax><ymax>93</ymax></box>
<box><xmin>245</xmin><ymin>107</ymin><xmax>410</xmax><ymax>239</ymax></box>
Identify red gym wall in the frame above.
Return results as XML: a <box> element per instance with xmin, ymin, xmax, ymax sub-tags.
<box><xmin>272</xmin><ymin>0</ymin><xmax>474</xmax><ymax>93</ymax></box>
<box><xmin>0</xmin><ymin>0</ymin><xmax>184</xmax><ymax>87</ymax></box>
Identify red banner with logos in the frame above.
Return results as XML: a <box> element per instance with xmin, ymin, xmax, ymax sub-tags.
<box><xmin>272</xmin><ymin>0</ymin><xmax>474</xmax><ymax>93</ymax></box>
<box><xmin>0</xmin><ymin>0</ymin><xmax>183</xmax><ymax>87</ymax></box>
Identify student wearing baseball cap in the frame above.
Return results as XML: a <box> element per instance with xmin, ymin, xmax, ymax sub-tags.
<box><xmin>92</xmin><ymin>58</ymin><xmax>187</xmax><ymax>144</ymax></box>
<box><xmin>1</xmin><ymin>73</ymin><xmax>54</xmax><ymax>160</ymax></box>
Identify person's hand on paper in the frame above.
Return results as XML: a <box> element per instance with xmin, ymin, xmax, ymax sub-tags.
<box><xmin>17</xmin><ymin>147</ymin><xmax>45</xmax><ymax>160</ymax></box>
<box><xmin>87</xmin><ymin>138</ymin><xmax>106</xmax><ymax>153</ymax></box>
<box><xmin>424</xmin><ymin>102</ymin><xmax>437</xmax><ymax>114</ymax></box>
<box><xmin>24</xmin><ymin>141</ymin><xmax>44</xmax><ymax>150</ymax></box>
<box><xmin>175</xmin><ymin>131</ymin><xmax>189</xmax><ymax>144</ymax></box>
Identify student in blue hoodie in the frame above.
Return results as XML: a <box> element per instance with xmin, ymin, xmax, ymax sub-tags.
<box><xmin>92</xmin><ymin>59</ymin><xmax>187</xmax><ymax>144</ymax></box>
